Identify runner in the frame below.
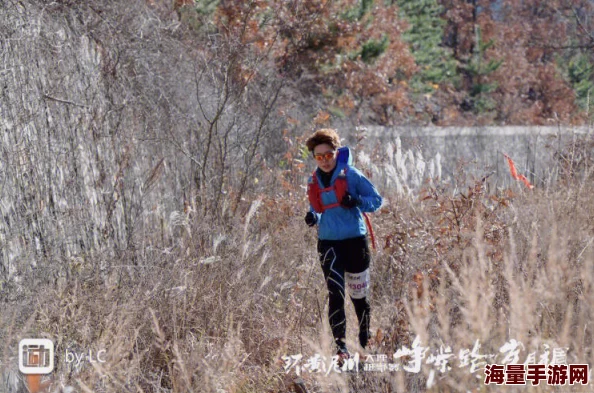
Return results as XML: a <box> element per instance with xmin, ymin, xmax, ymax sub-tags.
<box><xmin>304</xmin><ymin>128</ymin><xmax>383</xmax><ymax>364</ymax></box>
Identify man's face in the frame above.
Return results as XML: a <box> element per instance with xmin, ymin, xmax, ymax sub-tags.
<box><xmin>313</xmin><ymin>143</ymin><xmax>337</xmax><ymax>173</ymax></box>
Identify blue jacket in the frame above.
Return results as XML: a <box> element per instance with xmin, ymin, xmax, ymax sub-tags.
<box><xmin>309</xmin><ymin>152</ymin><xmax>383</xmax><ymax>240</ymax></box>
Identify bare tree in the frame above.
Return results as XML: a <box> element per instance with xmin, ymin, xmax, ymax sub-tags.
<box><xmin>0</xmin><ymin>0</ymin><xmax>286</xmax><ymax>284</ymax></box>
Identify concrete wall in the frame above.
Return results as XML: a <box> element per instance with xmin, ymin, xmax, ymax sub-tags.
<box><xmin>353</xmin><ymin>126</ymin><xmax>593</xmax><ymax>192</ymax></box>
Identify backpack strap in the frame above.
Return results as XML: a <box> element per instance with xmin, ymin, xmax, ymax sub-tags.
<box><xmin>308</xmin><ymin>167</ymin><xmax>348</xmax><ymax>212</ymax></box>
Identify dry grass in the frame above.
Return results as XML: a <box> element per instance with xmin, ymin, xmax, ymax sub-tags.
<box><xmin>1</xmin><ymin>133</ymin><xmax>594</xmax><ymax>393</ymax></box>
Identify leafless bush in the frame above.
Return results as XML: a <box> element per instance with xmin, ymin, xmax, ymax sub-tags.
<box><xmin>0</xmin><ymin>0</ymin><xmax>287</xmax><ymax>284</ymax></box>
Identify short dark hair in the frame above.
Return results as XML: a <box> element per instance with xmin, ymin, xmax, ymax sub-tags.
<box><xmin>305</xmin><ymin>128</ymin><xmax>341</xmax><ymax>152</ymax></box>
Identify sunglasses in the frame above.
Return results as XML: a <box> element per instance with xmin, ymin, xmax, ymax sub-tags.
<box><xmin>313</xmin><ymin>151</ymin><xmax>336</xmax><ymax>162</ymax></box>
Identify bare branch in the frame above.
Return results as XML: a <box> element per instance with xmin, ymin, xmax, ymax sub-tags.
<box><xmin>43</xmin><ymin>93</ymin><xmax>89</xmax><ymax>108</ymax></box>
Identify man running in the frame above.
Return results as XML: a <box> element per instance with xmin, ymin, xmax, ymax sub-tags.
<box><xmin>304</xmin><ymin>128</ymin><xmax>383</xmax><ymax>363</ymax></box>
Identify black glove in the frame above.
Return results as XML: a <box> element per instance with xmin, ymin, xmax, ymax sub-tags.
<box><xmin>341</xmin><ymin>192</ymin><xmax>360</xmax><ymax>208</ymax></box>
<box><xmin>305</xmin><ymin>211</ymin><xmax>317</xmax><ymax>227</ymax></box>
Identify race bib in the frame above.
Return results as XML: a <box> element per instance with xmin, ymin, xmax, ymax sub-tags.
<box><xmin>345</xmin><ymin>269</ymin><xmax>370</xmax><ymax>299</ymax></box>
